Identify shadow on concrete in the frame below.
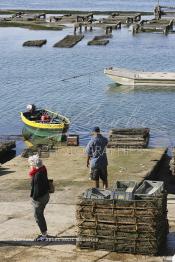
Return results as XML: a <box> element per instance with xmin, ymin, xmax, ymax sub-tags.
<box><xmin>146</xmin><ymin>154</ymin><xmax>175</xmax><ymax>257</ymax></box>
<box><xmin>0</xmin><ymin>167</ymin><xmax>15</xmax><ymax>177</ymax></box>
<box><xmin>0</xmin><ymin>150</ymin><xmax>16</xmax><ymax>164</ymax></box>
<box><xmin>0</xmin><ymin>236</ymin><xmax>76</xmax><ymax>247</ymax></box>
<box><xmin>147</xmin><ymin>154</ymin><xmax>175</xmax><ymax>194</ymax></box>
<box><xmin>159</xmin><ymin>232</ymin><xmax>175</xmax><ymax>256</ymax></box>
<box><xmin>0</xmin><ymin>235</ymin><xmax>174</xmax><ymax>256</ymax></box>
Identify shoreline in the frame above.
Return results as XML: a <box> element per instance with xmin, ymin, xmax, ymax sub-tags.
<box><xmin>0</xmin><ymin>9</ymin><xmax>153</xmax><ymax>16</ymax></box>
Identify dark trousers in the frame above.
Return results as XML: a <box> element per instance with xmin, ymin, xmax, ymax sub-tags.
<box><xmin>32</xmin><ymin>193</ymin><xmax>50</xmax><ymax>234</ymax></box>
<box><xmin>90</xmin><ymin>166</ymin><xmax>108</xmax><ymax>182</ymax></box>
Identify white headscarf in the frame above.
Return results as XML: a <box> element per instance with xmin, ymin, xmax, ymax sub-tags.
<box><xmin>27</xmin><ymin>104</ymin><xmax>33</xmax><ymax>111</ymax></box>
<box><xmin>28</xmin><ymin>154</ymin><xmax>43</xmax><ymax>168</ymax></box>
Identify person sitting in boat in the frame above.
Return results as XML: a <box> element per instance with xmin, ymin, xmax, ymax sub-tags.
<box><xmin>41</xmin><ymin>112</ymin><xmax>51</xmax><ymax>123</ymax></box>
<box><xmin>27</xmin><ymin>104</ymin><xmax>36</xmax><ymax>115</ymax></box>
<box><xmin>27</xmin><ymin>104</ymin><xmax>38</xmax><ymax>120</ymax></box>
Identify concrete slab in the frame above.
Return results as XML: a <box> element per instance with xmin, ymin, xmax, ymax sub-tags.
<box><xmin>97</xmin><ymin>253</ymin><xmax>165</xmax><ymax>262</ymax></box>
<box><xmin>0</xmin><ymin>245</ymin><xmax>26</xmax><ymax>260</ymax></box>
<box><xmin>0</xmin><ymin>215</ymin><xmax>37</xmax><ymax>241</ymax></box>
<box><xmin>43</xmin><ymin>243</ymin><xmax>109</xmax><ymax>259</ymax></box>
<box><xmin>6</xmin><ymin>247</ymin><xmax>98</xmax><ymax>262</ymax></box>
<box><xmin>0</xmin><ymin>147</ymin><xmax>174</xmax><ymax>261</ymax></box>
<box><xmin>0</xmin><ymin>203</ymin><xmax>76</xmax><ymax>240</ymax></box>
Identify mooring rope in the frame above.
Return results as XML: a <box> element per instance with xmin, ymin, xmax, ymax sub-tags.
<box><xmin>60</xmin><ymin>69</ymin><xmax>102</xmax><ymax>82</ymax></box>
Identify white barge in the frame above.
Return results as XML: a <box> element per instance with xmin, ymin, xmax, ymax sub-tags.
<box><xmin>104</xmin><ymin>67</ymin><xmax>175</xmax><ymax>87</ymax></box>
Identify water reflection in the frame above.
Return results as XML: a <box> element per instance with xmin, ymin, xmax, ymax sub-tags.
<box><xmin>107</xmin><ymin>83</ymin><xmax>175</xmax><ymax>93</ymax></box>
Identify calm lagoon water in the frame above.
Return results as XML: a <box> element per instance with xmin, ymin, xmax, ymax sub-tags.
<box><xmin>0</xmin><ymin>1</ymin><xmax>175</xmax><ymax>149</ymax></box>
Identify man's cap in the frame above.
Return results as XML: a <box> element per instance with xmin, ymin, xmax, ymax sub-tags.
<box><xmin>92</xmin><ymin>126</ymin><xmax>100</xmax><ymax>133</ymax></box>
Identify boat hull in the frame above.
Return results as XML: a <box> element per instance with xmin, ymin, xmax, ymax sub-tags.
<box><xmin>104</xmin><ymin>68</ymin><xmax>175</xmax><ymax>87</ymax></box>
<box><xmin>105</xmin><ymin>72</ymin><xmax>135</xmax><ymax>86</ymax></box>
<box><xmin>22</xmin><ymin>125</ymin><xmax>68</xmax><ymax>143</ymax></box>
<box><xmin>21</xmin><ymin>109</ymin><xmax>70</xmax><ymax>144</ymax></box>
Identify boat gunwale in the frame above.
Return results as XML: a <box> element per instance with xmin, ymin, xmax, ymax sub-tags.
<box><xmin>104</xmin><ymin>67</ymin><xmax>175</xmax><ymax>80</ymax></box>
<box><xmin>20</xmin><ymin>111</ymin><xmax>70</xmax><ymax>130</ymax></box>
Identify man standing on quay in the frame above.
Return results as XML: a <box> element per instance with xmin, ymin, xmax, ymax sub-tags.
<box><xmin>86</xmin><ymin>127</ymin><xmax>108</xmax><ymax>189</ymax></box>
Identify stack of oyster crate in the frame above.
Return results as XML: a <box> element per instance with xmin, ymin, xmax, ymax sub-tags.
<box><xmin>108</xmin><ymin>128</ymin><xmax>150</xmax><ymax>149</ymax></box>
<box><xmin>76</xmin><ymin>181</ymin><xmax>168</xmax><ymax>255</ymax></box>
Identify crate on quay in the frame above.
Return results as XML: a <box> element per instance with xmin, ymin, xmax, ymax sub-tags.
<box><xmin>76</xmin><ymin>180</ymin><xmax>168</xmax><ymax>255</ymax></box>
<box><xmin>108</xmin><ymin>128</ymin><xmax>150</xmax><ymax>149</ymax></box>
<box><xmin>67</xmin><ymin>134</ymin><xmax>79</xmax><ymax>146</ymax></box>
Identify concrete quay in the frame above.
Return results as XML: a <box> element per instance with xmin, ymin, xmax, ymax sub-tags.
<box><xmin>0</xmin><ymin>147</ymin><xmax>175</xmax><ymax>261</ymax></box>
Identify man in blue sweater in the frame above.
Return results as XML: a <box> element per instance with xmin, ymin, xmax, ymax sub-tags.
<box><xmin>86</xmin><ymin>127</ymin><xmax>108</xmax><ymax>189</ymax></box>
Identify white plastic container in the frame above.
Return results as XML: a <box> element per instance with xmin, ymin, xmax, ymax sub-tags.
<box><xmin>135</xmin><ymin>180</ymin><xmax>164</xmax><ymax>198</ymax></box>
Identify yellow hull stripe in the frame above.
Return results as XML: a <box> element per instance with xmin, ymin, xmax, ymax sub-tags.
<box><xmin>20</xmin><ymin>112</ymin><xmax>67</xmax><ymax>130</ymax></box>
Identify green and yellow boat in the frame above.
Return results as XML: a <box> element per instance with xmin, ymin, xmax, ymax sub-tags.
<box><xmin>20</xmin><ymin>108</ymin><xmax>70</xmax><ymax>143</ymax></box>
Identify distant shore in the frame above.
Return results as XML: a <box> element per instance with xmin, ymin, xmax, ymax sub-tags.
<box><xmin>0</xmin><ymin>9</ymin><xmax>153</xmax><ymax>16</ymax></box>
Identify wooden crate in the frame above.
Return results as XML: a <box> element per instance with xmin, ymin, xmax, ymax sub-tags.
<box><xmin>77</xmin><ymin>219</ymin><xmax>168</xmax><ymax>233</ymax></box>
<box><xmin>76</xmin><ymin>192</ymin><xmax>168</xmax><ymax>255</ymax></box>
<box><xmin>77</xmin><ymin>237</ymin><xmax>162</xmax><ymax>255</ymax></box>
<box><xmin>67</xmin><ymin>134</ymin><xmax>79</xmax><ymax>146</ymax></box>
<box><xmin>108</xmin><ymin>128</ymin><xmax>150</xmax><ymax>148</ymax></box>
<box><xmin>76</xmin><ymin>205</ymin><xmax>166</xmax><ymax>218</ymax></box>
<box><xmin>78</xmin><ymin>227</ymin><xmax>168</xmax><ymax>240</ymax></box>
